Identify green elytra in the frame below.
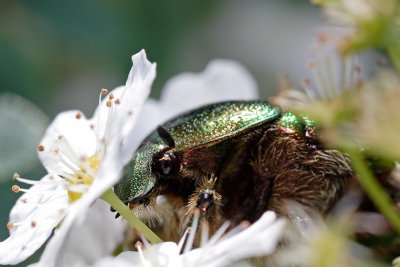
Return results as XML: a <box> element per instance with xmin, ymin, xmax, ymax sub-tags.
<box><xmin>114</xmin><ymin>101</ymin><xmax>313</xmax><ymax>204</ymax></box>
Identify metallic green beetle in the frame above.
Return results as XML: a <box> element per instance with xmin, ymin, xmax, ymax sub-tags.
<box><xmin>114</xmin><ymin>101</ymin><xmax>352</xmax><ymax>231</ymax></box>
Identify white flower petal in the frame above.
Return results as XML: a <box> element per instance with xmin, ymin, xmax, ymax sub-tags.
<box><xmin>161</xmin><ymin>59</ymin><xmax>258</xmax><ymax>118</ymax></box>
<box><xmin>119</xmin><ymin>50</ymin><xmax>156</xmax><ymax>150</ymax></box>
<box><xmin>36</xmin><ymin>191</ymin><xmax>93</xmax><ymax>267</ymax></box>
<box><xmin>213</xmin><ymin>212</ymin><xmax>285</xmax><ymax>262</ymax></box>
<box><xmin>185</xmin><ymin>211</ymin><xmax>285</xmax><ymax>267</ymax></box>
<box><xmin>54</xmin><ymin>200</ymin><xmax>126</xmax><ymax>267</ymax></box>
<box><xmin>122</xmin><ymin>50</ymin><xmax>157</xmax><ymax>131</ymax></box>
<box><xmin>86</xmin><ymin>251</ymin><xmax>141</xmax><ymax>267</ymax></box>
<box><xmin>92</xmin><ymin>243</ymin><xmax>182</xmax><ymax>267</ymax></box>
<box><xmin>91</xmin><ymin>50</ymin><xmax>156</xmax><ymax>162</ymax></box>
<box><xmin>144</xmin><ymin>242</ymin><xmax>181</xmax><ymax>267</ymax></box>
<box><xmin>122</xmin><ymin>98</ymin><xmax>161</xmax><ymax>153</ymax></box>
<box><xmin>90</xmin><ymin>130</ymin><xmax>124</xmax><ymax>197</ymax></box>
<box><xmin>38</xmin><ymin>110</ymin><xmax>97</xmax><ymax>175</ymax></box>
<box><xmin>38</xmin><ymin>166</ymin><xmax>124</xmax><ymax>267</ymax></box>
<box><xmin>0</xmin><ymin>175</ymin><xmax>69</xmax><ymax>265</ymax></box>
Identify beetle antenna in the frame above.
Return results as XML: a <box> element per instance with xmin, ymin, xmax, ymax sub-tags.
<box><xmin>157</xmin><ymin>126</ymin><xmax>175</xmax><ymax>147</ymax></box>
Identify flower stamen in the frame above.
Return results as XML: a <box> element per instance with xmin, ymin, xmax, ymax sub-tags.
<box><xmin>11</xmin><ymin>185</ymin><xmax>28</xmax><ymax>193</ymax></box>
<box><xmin>101</xmin><ymin>88</ymin><xmax>108</xmax><ymax>95</ymax></box>
<box><xmin>135</xmin><ymin>241</ymin><xmax>149</xmax><ymax>266</ymax></box>
<box><xmin>302</xmin><ymin>78</ymin><xmax>316</xmax><ymax>99</ymax></box>
<box><xmin>59</xmin><ymin>154</ymin><xmax>81</xmax><ymax>174</ymax></box>
<box><xmin>56</xmin><ymin>136</ymin><xmax>84</xmax><ymax>170</ymax></box>
<box><xmin>68</xmin><ymin>184</ymin><xmax>90</xmax><ymax>193</ymax></box>
<box><xmin>177</xmin><ymin>228</ymin><xmax>190</xmax><ymax>252</ymax></box>
<box><xmin>200</xmin><ymin>221</ymin><xmax>209</xmax><ymax>248</ymax></box>
<box><xmin>79</xmin><ymin>159</ymin><xmax>96</xmax><ymax>178</ymax></box>
<box><xmin>6</xmin><ymin>221</ymin><xmax>25</xmax><ymax>230</ymax></box>
<box><xmin>60</xmin><ymin>155</ymin><xmax>99</xmax><ymax>202</ymax></box>
<box><xmin>101</xmin><ymin>101</ymin><xmax>116</xmax><ymax>152</ymax></box>
<box><xmin>206</xmin><ymin>221</ymin><xmax>230</xmax><ymax>246</ymax></box>
<box><xmin>140</xmin><ymin>235</ymin><xmax>151</xmax><ymax>248</ymax></box>
<box><xmin>13</xmin><ymin>173</ymin><xmax>43</xmax><ymax>187</ymax></box>
<box><xmin>219</xmin><ymin>220</ymin><xmax>250</xmax><ymax>242</ymax></box>
<box><xmin>13</xmin><ymin>176</ymin><xmax>39</xmax><ymax>185</ymax></box>
<box><xmin>183</xmin><ymin>209</ymin><xmax>200</xmax><ymax>253</ymax></box>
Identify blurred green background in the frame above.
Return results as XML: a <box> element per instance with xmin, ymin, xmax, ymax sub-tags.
<box><xmin>0</xmin><ymin>0</ymin><xmax>323</xmax><ymax>265</ymax></box>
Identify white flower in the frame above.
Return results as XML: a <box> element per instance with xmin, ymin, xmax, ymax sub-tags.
<box><xmin>320</xmin><ymin>0</ymin><xmax>380</xmax><ymax>26</ymax></box>
<box><xmin>36</xmin><ymin>59</ymin><xmax>259</xmax><ymax>267</ymax></box>
<box><xmin>270</xmin><ymin>31</ymin><xmax>362</xmax><ymax>119</ymax></box>
<box><xmin>276</xmin><ymin>202</ymin><xmax>373</xmax><ymax>267</ymax></box>
<box><xmin>313</xmin><ymin>0</ymin><xmax>398</xmax><ymax>54</ymax></box>
<box><xmin>0</xmin><ymin>50</ymin><xmax>156</xmax><ymax>266</ymax></box>
<box><xmin>88</xmin><ymin>211</ymin><xmax>286</xmax><ymax>267</ymax></box>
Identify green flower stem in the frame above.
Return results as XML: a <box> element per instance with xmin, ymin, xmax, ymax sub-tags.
<box><xmin>101</xmin><ymin>188</ymin><xmax>163</xmax><ymax>244</ymax></box>
<box><xmin>346</xmin><ymin>148</ymin><xmax>400</xmax><ymax>233</ymax></box>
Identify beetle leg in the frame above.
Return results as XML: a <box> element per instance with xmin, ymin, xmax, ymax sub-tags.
<box><xmin>109</xmin><ymin>206</ymin><xmax>121</xmax><ymax>219</ymax></box>
<box><xmin>182</xmin><ymin>175</ymin><xmax>223</xmax><ymax>246</ymax></box>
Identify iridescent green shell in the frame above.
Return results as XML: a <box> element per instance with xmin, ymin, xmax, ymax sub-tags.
<box><xmin>149</xmin><ymin>101</ymin><xmax>280</xmax><ymax>150</ymax></box>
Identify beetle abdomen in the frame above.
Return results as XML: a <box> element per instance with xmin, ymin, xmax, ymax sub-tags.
<box><xmin>217</xmin><ymin>118</ymin><xmax>353</xmax><ymax>224</ymax></box>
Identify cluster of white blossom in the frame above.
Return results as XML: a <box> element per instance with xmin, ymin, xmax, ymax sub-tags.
<box><xmin>0</xmin><ymin>50</ymin><xmax>285</xmax><ymax>267</ymax></box>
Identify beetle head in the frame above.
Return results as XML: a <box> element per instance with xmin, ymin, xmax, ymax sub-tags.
<box><xmin>114</xmin><ymin>126</ymin><xmax>179</xmax><ymax>204</ymax></box>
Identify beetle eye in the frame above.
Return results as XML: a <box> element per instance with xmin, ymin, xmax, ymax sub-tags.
<box><xmin>158</xmin><ymin>150</ymin><xmax>177</xmax><ymax>176</ymax></box>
